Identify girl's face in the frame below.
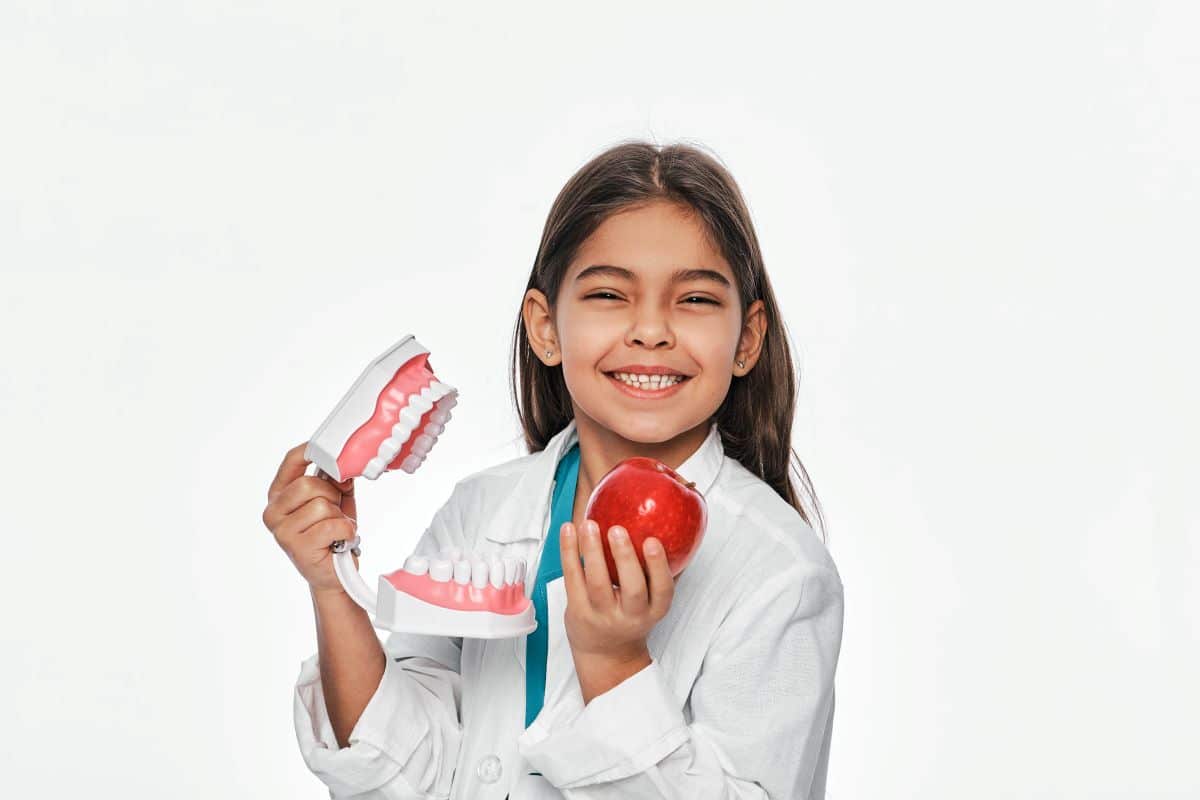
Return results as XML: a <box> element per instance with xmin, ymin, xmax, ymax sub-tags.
<box><xmin>524</xmin><ymin>200</ymin><xmax>766</xmax><ymax>449</ymax></box>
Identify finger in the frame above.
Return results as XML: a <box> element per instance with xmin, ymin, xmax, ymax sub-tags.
<box><xmin>608</xmin><ymin>526</ymin><xmax>649</xmax><ymax>615</ymax></box>
<box><xmin>340</xmin><ymin>482</ymin><xmax>356</xmax><ymax>522</ymax></box>
<box><xmin>268</xmin><ymin>442</ymin><xmax>313</xmax><ymax>503</ymax></box>
<box><xmin>267</xmin><ymin>475</ymin><xmax>345</xmax><ymax>526</ymax></box>
<box><xmin>643</xmin><ymin>537</ymin><xmax>675</xmax><ymax>619</ymax></box>
<box><xmin>274</xmin><ymin>495</ymin><xmax>348</xmax><ymax>544</ymax></box>
<box><xmin>580</xmin><ymin>520</ymin><xmax>616</xmax><ymax>612</ymax></box>
<box><xmin>558</xmin><ymin>522</ymin><xmax>590</xmax><ymax>612</ymax></box>
<box><xmin>316</xmin><ymin>470</ymin><xmax>357</xmax><ymax>521</ymax></box>
<box><xmin>298</xmin><ymin>515</ymin><xmax>359</xmax><ymax>555</ymax></box>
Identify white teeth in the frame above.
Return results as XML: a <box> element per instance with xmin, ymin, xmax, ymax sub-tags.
<box><xmin>411</xmin><ymin>433</ymin><xmax>435</xmax><ymax>456</ymax></box>
<box><xmin>364</xmin><ymin>456</ymin><xmax>388</xmax><ymax>479</ymax></box>
<box><xmin>515</xmin><ymin>560</ymin><xmax>526</xmax><ymax>585</ymax></box>
<box><xmin>398</xmin><ymin>404</ymin><xmax>424</xmax><ymax>430</ymax></box>
<box><xmin>390</xmin><ymin>417</ymin><xmax>416</xmax><ymax>440</ymax></box>
<box><xmin>613</xmin><ymin>372</ymin><xmax>682</xmax><ymax>388</ymax></box>
<box><xmin>429</xmin><ymin>558</ymin><xmax>453</xmax><ymax>582</ymax></box>
<box><xmin>403</xmin><ymin>555</ymin><xmax>429</xmax><ymax>575</ymax></box>
<box><xmin>471</xmin><ymin>559</ymin><xmax>489</xmax><ymax>588</ymax></box>
<box><xmin>453</xmin><ymin>560</ymin><xmax>471</xmax><ymax>585</ymax></box>
<box><xmin>361</xmin><ymin>385</ymin><xmax>456</xmax><ymax>481</ymax></box>
<box><xmin>442</xmin><ymin>547</ymin><xmax>464</xmax><ymax>562</ymax></box>
<box><xmin>489</xmin><ymin>557</ymin><xmax>506</xmax><ymax>589</ymax></box>
<box><xmin>377</xmin><ymin>438</ymin><xmax>402</xmax><ymax>461</ymax></box>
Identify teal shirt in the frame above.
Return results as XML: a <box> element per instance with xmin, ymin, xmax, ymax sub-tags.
<box><xmin>524</xmin><ymin>441</ymin><xmax>580</xmax><ymax>731</ymax></box>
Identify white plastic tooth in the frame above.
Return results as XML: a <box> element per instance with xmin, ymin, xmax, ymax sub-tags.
<box><xmin>515</xmin><ymin>560</ymin><xmax>526</xmax><ymax>585</ymax></box>
<box><xmin>408</xmin><ymin>393</ymin><xmax>434</xmax><ymax>413</ymax></box>
<box><xmin>453</xmin><ymin>560</ymin><xmax>471</xmax><ymax>585</ymax></box>
<box><xmin>429</xmin><ymin>558</ymin><xmax>453</xmax><ymax>582</ymax></box>
<box><xmin>430</xmin><ymin>408</ymin><xmax>450</xmax><ymax>425</ymax></box>
<box><xmin>403</xmin><ymin>555</ymin><xmax>429</xmax><ymax>576</ymax></box>
<box><xmin>400</xmin><ymin>454</ymin><xmax>422</xmax><ymax>473</ymax></box>
<box><xmin>377</xmin><ymin>438</ymin><xmax>402</xmax><ymax>461</ymax></box>
<box><xmin>442</xmin><ymin>546</ymin><xmax>464</xmax><ymax>562</ymax></box>
<box><xmin>423</xmin><ymin>422</ymin><xmax>445</xmax><ymax>438</ymax></box>
<box><xmin>470</xmin><ymin>559</ymin><xmax>489</xmax><ymax>589</ymax></box>
<box><xmin>364</xmin><ymin>456</ymin><xmax>387</xmax><ymax>479</ymax></box>
<box><xmin>398</xmin><ymin>405</ymin><xmax>424</xmax><ymax>430</ymax></box>
<box><xmin>411</xmin><ymin>433</ymin><xmax>435</xmax><ymax>456</ymax></box>
<box><xmin>488</xmin><ymin>558</ymin><xmax>506</xmax><ymax>589</ymax></box>
<box><xmin>440</xmin><ymin>394</ymin><xmax>458</xmax><ymax>411</ymax></box>
<box><xmin>390</xmin><ymin>419</ymin><xmax>416</xmax><ymax>440</ymax></box>
<box><xmin>503</xmin><ymin>557</ymin><xmax>518</xmax><ymax>586</ymax></box>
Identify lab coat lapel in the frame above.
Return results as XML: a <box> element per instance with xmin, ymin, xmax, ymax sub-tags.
<box><xmin>481</xmin><ymin>420</ymin><xmax>578</xmax><ymax>675</ymax></box>
<box><xmin>484</xmin><ymin>420</ymin><xmax>580</xmax><ymax>547</ymax></box>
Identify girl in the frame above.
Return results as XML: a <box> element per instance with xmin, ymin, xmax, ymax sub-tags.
<box><xmin>263</xmin><ymin>140</ymin><xmax>844</xmax><ymax>799</ymax></box>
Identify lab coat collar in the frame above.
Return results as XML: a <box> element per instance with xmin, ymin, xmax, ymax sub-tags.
<box><xmin>484</xmin><ymin>418</ymin><xmax>724</xmax><ymax>545</ymax></box>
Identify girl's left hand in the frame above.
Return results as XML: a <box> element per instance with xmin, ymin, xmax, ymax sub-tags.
<box><xmin>559</xmin><ymin>518</ymin><xmax>676</xmax><ymax>662</ymax></box>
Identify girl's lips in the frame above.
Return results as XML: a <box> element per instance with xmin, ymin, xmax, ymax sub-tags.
<box><xmin>604</xmin><ymin>371</ymin><xmax>690</xmax><ymax>399</ymax></box>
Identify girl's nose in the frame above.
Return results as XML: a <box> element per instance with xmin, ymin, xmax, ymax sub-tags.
<box><xmin>625</xmin><ymin>316</ymin><xmax>674</xmax><ymax>349</ymax></box>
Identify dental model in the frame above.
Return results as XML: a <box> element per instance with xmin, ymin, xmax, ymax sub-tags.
<box><xmin>303</xmin><ymin>335</ymin><xmax>536</xmax><ymax>639</ymax></box>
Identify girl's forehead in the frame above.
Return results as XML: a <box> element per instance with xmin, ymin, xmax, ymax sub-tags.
<box><xmin>578</xmin><ymin>203</ymin><xmax>720</xmax><ymax>258</ymax></box>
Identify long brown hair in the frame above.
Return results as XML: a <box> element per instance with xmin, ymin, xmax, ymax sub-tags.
<box><xmin>508</xmin><ymin>139</ymin><xmax>825</xmax><ymax>541</ymax></box>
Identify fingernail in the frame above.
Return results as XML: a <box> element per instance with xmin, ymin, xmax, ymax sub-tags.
<box><xmin>587</xmin><ymin>520</ymin><xmax>599</xmax><ymax>535</ymax></box>
<box><xmin>645</xmin><ymin>539</ymin><xmax>661</xmax><ymax>554</ymax></box>
<box><xmin>562</xmin><ymin>524</ymin><xmax>574</xmax><ymax>540</ymax></box>
<box><xmin>610</xmin><ymin>527</ymin><xmax>627</xmax><ymax>543</ymax></box>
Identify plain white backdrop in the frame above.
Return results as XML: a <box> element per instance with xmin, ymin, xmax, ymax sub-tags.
<box><xmin>2</xmin><ymin>2</ymin><xmax>1196</xmax><ymax>797</ymax></box>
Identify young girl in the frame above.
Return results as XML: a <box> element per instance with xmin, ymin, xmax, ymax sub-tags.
<box><xmin>263</xmin><ymin>140</ymin><xmax>844</xmax><ymax>799</ymax></box>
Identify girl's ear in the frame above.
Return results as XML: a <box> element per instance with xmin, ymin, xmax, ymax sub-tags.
<box><xmin>523</xmin><ymin>288</ymin><xmax>559</xmax><ymax>365</ymax></box>
<box><xmin>735</xmin><ymin>299</ymin><xmax>768</xmax><ymax>375</ymax></box>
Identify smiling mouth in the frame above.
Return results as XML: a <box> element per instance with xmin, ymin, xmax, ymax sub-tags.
<box><xmin>603</xmin><ymin>371</ymin><xmax>691</xmax><ymax>392</ymax></box>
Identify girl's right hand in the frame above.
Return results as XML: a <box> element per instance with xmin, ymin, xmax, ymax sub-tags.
<box><xmin>262</xmin><ymin>442</ymin><xmax>359</xmax><ymax>596</ymax></box>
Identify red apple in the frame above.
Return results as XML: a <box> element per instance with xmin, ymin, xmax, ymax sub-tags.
<box><xmin>582</xmin><ymin>456</ymin><xmax>708</xmax><ymax>587</ymax></box>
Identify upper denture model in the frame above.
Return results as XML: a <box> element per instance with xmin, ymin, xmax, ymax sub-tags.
<box><xmin>303</xmin><ymin>335</ymin><xmax>536</xmax><ymax>639</ymax></box>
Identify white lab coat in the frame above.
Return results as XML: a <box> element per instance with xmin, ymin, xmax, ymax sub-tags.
<box><xmin>294</xmin><ymin>419</ymin><xmax>844</xmax><ymax>799</ymax></box>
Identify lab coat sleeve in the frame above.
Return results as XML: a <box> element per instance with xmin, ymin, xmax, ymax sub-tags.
<box><xmin>518</xmin><ymin>564</ymin><xmax>844</xmax><ymax>799</ymax></box>
<box><xmin>292</xmin><ymin>481</ymin><xmax>473</xmax><ymax>799</ymax></box>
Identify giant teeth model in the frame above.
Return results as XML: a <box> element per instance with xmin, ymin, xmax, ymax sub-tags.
<box><xmin>304</xmin><ymin>334</ymin><xmax>536</xmax><ymax>639</ymax></box>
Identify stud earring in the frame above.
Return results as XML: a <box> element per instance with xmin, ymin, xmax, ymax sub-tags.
<box><xmin>546</xmin><ymin>349</ymin><xmax>553</xmax><ymax>358</ymax></box>
<box><xmin>736</xmin><ymin>360</ymin><xmax>745</xmax><ymax>368</ymax></box>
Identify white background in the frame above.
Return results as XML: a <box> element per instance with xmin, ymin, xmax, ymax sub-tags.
<box><xmin>3</xmin><ymin>2</ymin><xmax>1196</xmax><ymax>797</ymax></box>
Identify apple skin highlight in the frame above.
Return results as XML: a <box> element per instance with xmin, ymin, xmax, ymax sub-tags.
<box><xmin>583</xmin><ymin>456</ymin><xmax>708</xmax><ymax>586</ymax></box>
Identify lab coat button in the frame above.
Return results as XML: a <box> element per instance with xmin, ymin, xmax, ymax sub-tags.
<box><xmin>477</xmin><ymin>754</ymin><xmax>502</xmax><ymax>783</ymax></box>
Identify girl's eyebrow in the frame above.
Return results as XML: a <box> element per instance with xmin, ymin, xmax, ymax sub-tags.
<box><xmin>574</xmin><ymin>264</ymin><xmax>731</xmax><ymax>288</ymax></box>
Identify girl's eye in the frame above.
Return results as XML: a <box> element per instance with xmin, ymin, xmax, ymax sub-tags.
<box><xmin>584</xmin><ymin>292</ymin><xmax>718</xmax><ymax>305</ymax></box>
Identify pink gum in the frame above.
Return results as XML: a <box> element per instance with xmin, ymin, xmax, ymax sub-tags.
<box><xmin>336</xmin><ymin>353</ymin><xmax>441</xmax><ymax>480</ymax></box>
<box><xmin>383</xmin><ymin>569</ymin><xmax>530</xmax><ymax>615</ymax></box>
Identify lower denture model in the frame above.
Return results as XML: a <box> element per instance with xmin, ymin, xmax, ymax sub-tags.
<box><xmin>304</xmin><ymin>335</ymin><xmax>536</xmax><ymax>638</ymax></box>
